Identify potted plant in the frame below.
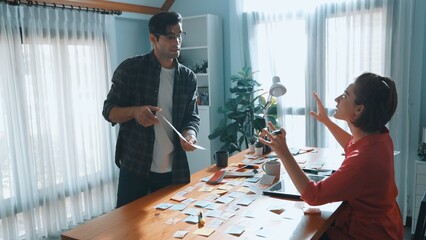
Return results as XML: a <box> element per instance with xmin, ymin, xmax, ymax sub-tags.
<box><xmin>254</xmin><ymin>140</ymin><xmax>264</xmax><ymax>156</ymax></box>
<box><xmin>247</xmin><ymin>135</ymin><xmax>258</xmax><ymax>153</ymax></box>
<box><xmin>208</xmin><ymin>66</ymin><xmax>279</xmax><ymax>154</ymax></box>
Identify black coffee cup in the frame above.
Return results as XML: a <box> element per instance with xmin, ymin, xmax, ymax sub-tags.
<box><xmin>214</xmin><ymin>150</ymin><xmax>228</xmax><ymax>168</ymax></box>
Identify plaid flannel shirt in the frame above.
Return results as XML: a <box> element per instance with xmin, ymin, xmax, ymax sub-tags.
<box><xmin>102</xmin><ymin>51</ymin><xmax>199</xmax><ymax>184</ymax></box>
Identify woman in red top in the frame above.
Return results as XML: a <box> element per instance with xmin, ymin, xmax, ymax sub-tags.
<box><xmin>260</xmin><ymin>72</ymin><xmax>403</xmax><ymax>239</ymax></box>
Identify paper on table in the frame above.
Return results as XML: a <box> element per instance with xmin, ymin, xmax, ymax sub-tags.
<box><xmin>157</xmin><ymin>112</ymin><xmax>206</xmax><ymax>150</ymax></box>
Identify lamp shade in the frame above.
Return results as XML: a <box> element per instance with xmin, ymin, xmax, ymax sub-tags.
<box><xmin>269</xmin><ymin>76</ymin><xmax>287</xmax><ymax>97</ymax></box>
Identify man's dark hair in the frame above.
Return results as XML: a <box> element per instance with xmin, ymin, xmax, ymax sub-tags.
<box><xmin>352</xmin><ymin>72</ymin><xmax>398</xmax><ymax>133</ymax></box>
<box><xmin>148</xmin><ymin>11</ymin><xmax>182</xmax><ymax>36</ymax></box>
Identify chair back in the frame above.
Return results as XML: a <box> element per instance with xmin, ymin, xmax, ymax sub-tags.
<box><xmin>413</xmin><ymin>192</ymin><xmax>426</xmax><ymax>240</ymax></box>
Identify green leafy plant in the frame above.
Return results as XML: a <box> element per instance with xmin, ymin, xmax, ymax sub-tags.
<box><xmin>193</xmin><ymin>60</ymin><xmax>208</xmax><ymax>73</ymax></box>
<box><xmin>254</xmin><ymin>140</ymin><xmax>264</xmax><ymax>148</ymax></box>
<box><xmin>208</xmin><ymin>66</ymin><xmax>278</xmax><ymax>154</ymax></box>
<box><xmin>249</xmin><ymin>135</ymin><xmax>258</xmax><ymax>145</ymax></box>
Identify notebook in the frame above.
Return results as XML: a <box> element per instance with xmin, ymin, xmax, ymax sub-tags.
<box><xmin>262</xmin><ymin>174</ymin><xmax>327</xmax><ymax>200</ymax></box>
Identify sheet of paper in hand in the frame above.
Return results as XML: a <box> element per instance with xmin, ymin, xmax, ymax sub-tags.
<box><xmin>157</xmin><ymin>112</ymin><xmax>206</xmax><ymax>150</ymax></box>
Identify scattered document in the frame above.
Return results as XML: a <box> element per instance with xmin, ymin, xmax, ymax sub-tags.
<box><xmin>183</xmin><ymin>208</ymin><xmax>199</xmax><ymax>216</ymax></box>
<box><xmin>205</xmin><ymin>209</ymin><xmax>223</xmax><ymax>218</ymax></box>
<box><xmin>242</xmin><ymin>210</ymin><xmax>256</xmax><ymax>218</ymax></box>
<box><xmin>268</xmin><ymin>205</ymin><xmax>285</xmax><ymax>215</ymax></box>
<box><xmin>181</xmin><ymin>198</ymin><xmax>196</xmax><ymax>205</ymax></box>
<box><xmin>173</xmin><ymin>230</ymin><xmax>188</xmax><ymax>239</ymax></box>
<box><xmin>183</xmin><ymin>215</ymin><xmax>199</xmax><ymax>224</ymax></box>
<box><xmin>226</xmin><ymin>225</ymin><xmax>245</xmax><ymax>236</ymax></box>
<box><xmin>184</xmin><ymin>186</ymin><xmax>196</xmax><ymax>192</ymax></box>
<box><xmin>169</xmin><ymin>203</ymin><xmax>187</xmax><ymax>211</ymax></box>
<box><xmin>206</xmin><ymin>219</ymin><xmax>224</xmax><ymax>228</ymax></box>
<box><xmin>256</xmin><ymin>227</ymin><xmax>274</xmax><ymax>238</ymax></box>
<box><xmin>194</xmin><ymin>200</ymin><xmax>212</xmax><ymax>208</ymax></box>
<box><xmin>211</xmin><ymin>189</ymin><xmax>228</xmax><ymax>195</ymax></box>
<box><xmin>170</xmin><ymin>195</ymin><xmax>187</xmax><ymax>202</ymax></box>
<box><xmin>236</xmin><ymin>196</ymin><xmax>256</xmax><ymax>206</ymax></box>
<box><xmin>259</xmin><ymin>174</ymin><xmax>276</xmax><ymax>185</ymax></box>
<box><xmin>216</xmin><ymin>196</ymin><xmax>234</xmax><ymax>204</ymax></box>
<box><xmin>205</xmin><ymin>202</ymin><xmax>221</xmax><ymax>210</ymax></box>
<box><xmin>225</xmin><ymin>205</ymin><xmax>239</xmax><ymax>212</ymax></box>
<box><xmin>218</xmin><ymin>211</ymin><xmax>236</xmax><ymax>220</ymax></box>
<box><xmin>245</xmin><ymin>177</ymin><xmax>261</xmax><ymax>183</ymax></box>
<box><xmin>154</xmin><ymin>202</ymin><xmax>173</xmax><ymax>210</ymax></box>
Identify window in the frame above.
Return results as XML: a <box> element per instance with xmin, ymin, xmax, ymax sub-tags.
<box><xmin>245</xmin><ymin>1</ymin><xmax>388</xmax><ymax>148</ymax></box>
<box><xmin>0</xmin><ymin>6</ymin><xmax>117</xmax><ymax>238</ymax></box>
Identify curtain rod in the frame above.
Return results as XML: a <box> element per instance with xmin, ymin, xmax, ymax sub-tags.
<box><xmin>2</xmin><ymin>0</ymin><xmax>122</xmax><ymax>15</ymax></box>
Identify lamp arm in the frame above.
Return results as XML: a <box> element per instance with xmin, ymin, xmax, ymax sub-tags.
<box><xmin>264</xmin><ymin>95</ymin><xmax>271</xmax><ymax>130</ymax></box>
<box><xmin>265</xmin><ymin>94</ymin><xmax>273</xmax><ymax>109</ymax></box>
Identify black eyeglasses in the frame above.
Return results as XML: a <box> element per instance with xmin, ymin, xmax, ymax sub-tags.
<box><xmin>156</xmin><ymin>32</ymin><xmax>186</xmax><ymax>41</ymax></box>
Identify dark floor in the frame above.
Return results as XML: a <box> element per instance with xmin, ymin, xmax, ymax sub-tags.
<box><xmin>405</xmin><ymin>224</ymin><xmax>413</xmax><ymax>239</ymax></box>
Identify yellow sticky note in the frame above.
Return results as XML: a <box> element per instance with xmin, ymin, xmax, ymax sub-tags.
<box><xmin>199</xmin><ymin>186</ymin><xmax>215</xmax><ymax>192</ymax></box>
<box><xmin>193</xmin><ymin>227</ymin><xmax>215</xmax><ymax>237</ymax></box>
<box><xmin>211</xmin><ymin>189</ymin><xmax>227</xmax><ymax>195</ymax></box>
<box><xmin>236</xmin><ymin>187</ymin><xmax>251</xmax><ymax>193</ymax></box>
<box><xmin>170</xmin><ymin>195</ymin><xmax>186</xmax><ymax>202</ymax></box>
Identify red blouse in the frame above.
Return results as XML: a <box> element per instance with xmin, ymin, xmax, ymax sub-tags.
<box><xmin>301</xmin><ymin>130</ymin><xmax>403</xmax><ymax>239</ymax></box>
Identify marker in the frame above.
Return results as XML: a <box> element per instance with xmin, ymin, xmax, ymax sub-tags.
<box><xmin>271</xmin><ymin>129</ymin><xmax>282</xmax><ymax>135</ymax></box>
<box><xmin>295</xmin><ymin>148</ymin><xmax>315</xmax><ymax>155</ymax></box>
<box><xmin>198</xmin><ymin>211</ymin><xmax>205</xmax><ymax>227</ymax></box>
<box><xmin>237</xmin><ymin>163</ymin><xmax>260</xmax><ymax>169</ymax></box>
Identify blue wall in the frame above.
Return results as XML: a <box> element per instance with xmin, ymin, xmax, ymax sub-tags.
<box><xmin>112</xmin><ymin>11</ymin><xmax>151</xmax><ymax>70</ymax></box>
<box><xmin>115</xmin><ymin>17</ymin><xmax>150</xmax><ymax>65</ymax></box>
<box><xmin>170</xmin><ymin>0</ymin><xmax>234</xmax><ymax>102</ymax></box>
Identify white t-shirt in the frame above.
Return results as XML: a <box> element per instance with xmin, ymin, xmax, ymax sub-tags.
<box><xmin>151</xmin><ymin>67</ymin><xmax>175</xmax><ymax>173</ymax></box>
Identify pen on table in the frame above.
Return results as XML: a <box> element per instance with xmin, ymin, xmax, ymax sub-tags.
<box><xmin>296</xmin><ymin>148</ymin><xmax>315</xmax><ymax>155</ymax></box>
<box><xmin>237</xmin><ymin>163</ymin><xmax>260</xmax><ymax>169</ymax></box>
<box><xmin>198</xmin><ymin>210</ymin><xmax>205</xmax><ymax>227</ymax></box>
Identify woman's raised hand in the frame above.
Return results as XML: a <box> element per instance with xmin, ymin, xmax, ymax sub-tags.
<box><xmin>309</xmin><ymin>91</ymin><xmax>330</xmax><ymax>124</ymax></box>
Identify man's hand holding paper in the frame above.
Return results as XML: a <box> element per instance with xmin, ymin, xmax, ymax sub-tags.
<box><xmin>157</xmin><ymin>112</ymin><xmax>206</xmax><ymax>151</ymax></box>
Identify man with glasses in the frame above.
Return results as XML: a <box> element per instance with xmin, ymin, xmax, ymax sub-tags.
<box><xmin>102</xmin><ymin>11</ymin><xmax>200</xmax><ymax>208</ymax></box>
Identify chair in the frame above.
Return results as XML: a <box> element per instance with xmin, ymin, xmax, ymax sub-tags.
<box><xmin>413</xmin><ymin>192</ymin><xmax>426</xmax><ymax>240</ymax></box>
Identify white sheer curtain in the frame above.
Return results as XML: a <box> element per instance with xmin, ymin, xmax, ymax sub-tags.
<box><xmin>387</xmin><ymin>0</ymin><xmax>419</xmax><ymax>226</ymax></box>
<box><xmin>244</xmin><ymin>0</ymin><xmax>391</xmax><ymax>147</ymax></box>
<box><xmin>242</xmin><ymin>0</ymin><xmax>418</xmax><ymax>223</ymax></box>
<box><xmin>0</xmin><ymin>2</ymin><xmax>118</xmax><ymax>239</ymax></box>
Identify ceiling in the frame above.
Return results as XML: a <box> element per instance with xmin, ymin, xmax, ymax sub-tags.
<box><xmin>3</xmin><ymin>0</ymin><xmax>175</xmax><ymax>15</ymax></box>
<box><xmin>109</xmin><ymin>0</ymin><xmax>175</xmax><ymax>14</ymax></box>
<box><xmin>121</xmin><ymin>0</ymin><xmax>164</xmax><ymax>8</ymax></box>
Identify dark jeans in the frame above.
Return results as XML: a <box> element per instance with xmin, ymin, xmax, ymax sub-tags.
<box><xmin>116</xmin><ymin>168</ymin><xmax>172</xmax><ymax>208</ymax></box>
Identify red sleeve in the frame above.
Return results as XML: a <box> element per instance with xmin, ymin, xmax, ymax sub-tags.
<box><xmin>301</xmin><ymin>150</ymin><xmax>370</xmax><ymax>205</ymax></box>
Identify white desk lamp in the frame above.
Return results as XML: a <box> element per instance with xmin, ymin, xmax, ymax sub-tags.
<box><xmin>264</xmin><ymin>76</ymin><xmax>287</xmax><ymax>127</ymax></box>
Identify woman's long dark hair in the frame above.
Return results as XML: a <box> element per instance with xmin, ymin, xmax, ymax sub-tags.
<box><xmin>352</xmin><ymin>72</ymin><xmax>398</xmax><ymax>133</ymax></box>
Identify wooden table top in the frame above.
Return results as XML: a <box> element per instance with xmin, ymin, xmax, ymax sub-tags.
<box><xmin>61</xmin><ymin>147</ymin><xmax>344</xmax><ymax>240</ymax></box>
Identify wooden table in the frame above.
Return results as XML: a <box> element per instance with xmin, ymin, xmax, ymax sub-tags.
<box><xmin>61</xmin><ymin>148</ymin><xmax>344</xmax><ymax>240</ymax></box>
